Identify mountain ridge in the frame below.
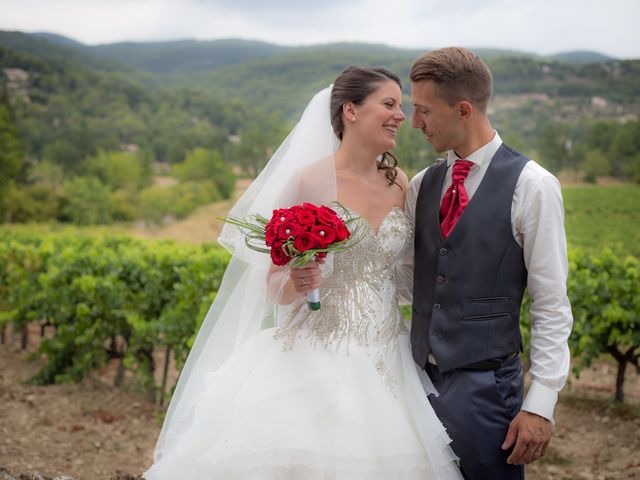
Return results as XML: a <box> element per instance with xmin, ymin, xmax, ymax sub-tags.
<box><xmin>3</xmin><ymin>31</ymin><xmax>620</xmax><ymax>74</ymax></box>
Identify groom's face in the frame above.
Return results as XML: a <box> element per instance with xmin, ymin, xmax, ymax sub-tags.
<box><xmin>411</xmin><ymin>80</ymin><xmax>461</xmax><ymax>153</ymax></box>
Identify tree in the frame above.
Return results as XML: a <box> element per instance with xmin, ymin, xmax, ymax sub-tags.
<box><xmin>83</xmin><ymin>150</ymin><xmax>148</xmax><ymax>190</ymax></box>
<box><xmin>609</xmin><ymin>121</ymin><xmax>640</xmax><ymax>180</ymax></box>
<box><xmin>231</xmin><ymin>117</ymin><xmax>288</xmax><ymax>177</ymax></box>
<box><xmin>61</xmin><ymin>176</ymin><xmax>113</xmax><ymax>224</ymax></box>
<box><xmin>628</xmin><ymin>153</ymin><xmax>640</xmax><ymax>184</ymax></box>
<box><xmin>537</xmin><ymin>123</ymin><xmax>573</xmax><ymax>173</ymax></box>
<box><xmin>585</xmin><ymin>120</ymin><xmax>617</xmax><ymax>153</ymax></box>
<box><xmin>173</xmin><ymin>147</ymin><xmax>235</xmax><ymax>199</ymax></box>
<box><xmin>3</xmin><ymin>182</ymin><xmax>63</xmax><ymax>222</ymax></box>
<box><xmin>0</xmin><ymin>100</ymin><xmax>24</xmax><ymax>220</ymax></box>
<box><xmin>568</xmin><ymin>249</ymin><xmax>640</xmax><ymax>403</ymax></box>
<box><xmin>580</xmin><ymin>149</ymin><xmax>611</xmax><ymax>182</ymax></box>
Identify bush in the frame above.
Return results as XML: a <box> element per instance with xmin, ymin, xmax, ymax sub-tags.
<box><xmin>110</xmin><ymin>189</ymin><xmax>139</xmax><ymax>221</ymax></box>
<box><xmin>173</xmin><ymin>148</ymin><xmax>235</xmax><ymax>199</ymax></box>
<box><xmin>2</xmin><ymin>231</ymin><xmax>637</xmax><ymax>405</ymax></box>
<box><xmin>581</xmin><ymin>149</ymin><xmax>610</xmax><ymax>182</ymax></box>
<box><xmin>0</xmin><ymin>231</ymin><xmax>229</xmax><ymax>403</ymax></box>
<box><xmin>568</xmin><ymin>249</ymin><xmax>639</xmax><ymax>403</ymax></box>
<box><xmin>61</xmin><ymin>176</ymin><xmax>114</xmax><ymax>224</ymax></box>
<box><xmin>520</xmin><ymin>248</ymin><xmax>639</xmax><ymax>403</ymax></box>
<box><xmin>3</xmin><ymin>182</ymin><xmax>63</xmax><ymax>222</ymax></box>
<box><xmin>83</xmin><ymin>150</ymin><xmax>150</xmax><ymax>190</ymax></box>
<box><xmin>170</xmin><ymin>181</ymin><xmax>221</xmax><ymax>218</ymax></box>
<box><xmin>138</xmin><ymin>181</ymin><xmax>221</xmax><ymax>225</ymax></box>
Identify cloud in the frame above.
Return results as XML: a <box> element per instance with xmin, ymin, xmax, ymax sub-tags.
<box><xmin>0</xmin><ymin>0</ymin><xmax>638</xmax><ymax>57</ymax></box>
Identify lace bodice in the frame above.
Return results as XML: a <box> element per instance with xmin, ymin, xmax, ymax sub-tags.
<box><xmin>275</xmin><ymin>206</ymin><xmax>413</xmax><ymax>351</ymax></box>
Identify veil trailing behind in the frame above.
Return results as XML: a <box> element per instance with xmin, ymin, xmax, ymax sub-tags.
<box><xmin>148</xmin><ymin>86</ymin><xmax>463</xmax><ymax>480</ymax></box>
<box><xmin>154</xmin><ymin>87</ymin><xmax>340</xmax><ymax>460</ymax></box>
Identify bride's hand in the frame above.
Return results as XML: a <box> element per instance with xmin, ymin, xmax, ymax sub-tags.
<box><xmin>289</xmin><ymin>261</ymin><xmax>323</xmax><ymax>294</ymax></box>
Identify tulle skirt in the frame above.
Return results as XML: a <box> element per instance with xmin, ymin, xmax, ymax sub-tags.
<box><xmin>144</xmin><ymin>328</ymin><xmax>462</xmax><ymax>479</ymax></box>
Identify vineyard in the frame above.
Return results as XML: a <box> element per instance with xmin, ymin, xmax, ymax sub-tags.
<box><xmin>0</xmin><ymin>232</ymin><xmax>229</xmax><ymax>405</ymax></box>
<box><xmin>2</xmin><ymin>29</ymin><xmax>639</xmax><ymax>478</ymax></box>
<box><xmin>1</xmin><ymin>184</ymin><xmax>639</xmax><ymax>478</ymax></box>
<box><xmin>563</xmin><ymin>186</ymin><xmax>640</xmax><ymax>257</ymax></box>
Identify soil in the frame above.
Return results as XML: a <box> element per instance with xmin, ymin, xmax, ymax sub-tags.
<box><xmin>1</xmin><ymin>330</ymin><xmax>638</xmax><ymax>480</ymax></box>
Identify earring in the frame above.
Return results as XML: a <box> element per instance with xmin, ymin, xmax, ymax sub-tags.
<box><xmin>351</xmin><ymin>116</ymin><xmax>356</xmax><ymax>123</ymax></box>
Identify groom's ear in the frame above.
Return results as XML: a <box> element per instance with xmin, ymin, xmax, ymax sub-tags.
<box><xmin>458</xmin><ymin>100</ymin><xmax>473</xmax><ymax>120</ymax></box>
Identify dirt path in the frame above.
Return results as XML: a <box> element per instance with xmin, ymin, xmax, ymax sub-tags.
<box><xmin>1</xmin><ymin>337</ymin><xmax>638</xmax><ymax>480</ymax></box>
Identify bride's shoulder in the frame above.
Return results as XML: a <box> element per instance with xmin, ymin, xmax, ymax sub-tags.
<box><xmin>395</xmin><ymin>167</ymin><xmax>409</xmax><ymax>191</ymax></box>
<box><xmin>299</xmin><ymin>156</ymin><xmax>333</xmax><ymax>180</ymax></box>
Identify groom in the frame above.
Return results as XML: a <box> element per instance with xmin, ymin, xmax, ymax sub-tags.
<box><xmin>405</xmin><ymin>47</ymin><xmax>573</xmax><ymax>479</ymax></box>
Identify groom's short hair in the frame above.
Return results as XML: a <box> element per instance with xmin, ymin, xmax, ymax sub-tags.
<box><xmin>410</xmin><ymin>47</ymin><xmax>493</xmax><ymax>113</ymax></box>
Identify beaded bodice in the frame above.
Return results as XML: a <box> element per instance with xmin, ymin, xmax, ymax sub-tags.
<box><xmin>275</xmin><ymin>206</ymin><xmax>413</xmax><ymax>351</ymax></box>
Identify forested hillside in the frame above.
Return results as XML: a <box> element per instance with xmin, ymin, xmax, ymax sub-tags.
<box><xmin>1</xmin><ymin>31</ymin><xmax>639</xmax><ymax>226</ymax></box>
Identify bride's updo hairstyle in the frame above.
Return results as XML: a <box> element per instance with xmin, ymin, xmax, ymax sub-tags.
<box><xmin>330</xmin><ymin>66</ymin><xmax>403</xmax><ymax>188</ymax></box>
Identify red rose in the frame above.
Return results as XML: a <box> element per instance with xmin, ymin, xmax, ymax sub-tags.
<box><xmin>295</xmin><ymin>209</ymin><xmax>316</xmax><ymax>226</ymax></box>
<box><xmin>319</xmin><ymin>205</ymin><xmax>337</xmax><ymax>216</ymax></box>
<box><xmin>293</xmin><ymin>232</ymin><xmax>315</xmax><ymax>253</ymax></box>
<box><xmin>310</xmin><ymin>225</ymin><xmax>336</xmax><ymax>248</ymax></box>
<box><xmin>335</xmin><ymin>222</ymin><xmax>350</xmax><ymax>242</ymax></box>
<box><xmin>277</xmin><ymin>221</ymin><xmax>302</xmax><ymax>241</ymax></box>
<box><xmin>316</xmin><ymin>206</ymin><xmax>340</xmax><ymax>226</ymax></box>
<box><xmin>270</xmin><ymin>208</ymin><xmax>293</xmax><ymax>226</ymax></box>
<box><xmin>301</xmin><ymin>202</ymin><xmax>320</xmax><ymax>214</ymax></box>
<box><xmin>265</xmin><ymin>224</ymin><xmax>277</xmax><ymax>246</ymax></box>
<box><xmin>270</xmin><ymin>242</ymin><xmax>289</xmax><ymax>266</ymax></box>
<box><xmin>315</xmin><ymin>252</ymin><xmax>327</xmax><ymax>260</ymax></box>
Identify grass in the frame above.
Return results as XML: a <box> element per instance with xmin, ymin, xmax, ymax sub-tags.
<box><xmin>562</xmin><ymin>185</ymin><xmax>640</xmax><ymax>257</ymax></box>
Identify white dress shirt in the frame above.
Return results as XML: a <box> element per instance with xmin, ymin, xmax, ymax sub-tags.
<box><xmin>402</xmin><ymin>131</ymin><xmax>573</xmax><ymax>423</ymax></box>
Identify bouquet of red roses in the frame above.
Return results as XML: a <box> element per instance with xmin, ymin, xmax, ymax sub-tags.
<box><xmin>223</xmin><ymin>202</ymin><xmax>362</xmax><ymax>310</ymax></box>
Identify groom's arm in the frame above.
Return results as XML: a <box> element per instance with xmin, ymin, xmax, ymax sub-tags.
<box><xmin>517</xmin><ymin>164</ymin><xmax>573</xmax><ymax>422</ymax></box>
<box><xmin>504</xmin><ymin>162</ymin><xmax>573</xmax><ymax>464</ymax></box>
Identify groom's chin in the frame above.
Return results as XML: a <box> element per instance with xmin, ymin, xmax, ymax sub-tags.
<box><xmin>430</xmin><ymin>143</ymin><xmax>447</xmax><ymax>154</ymax></box>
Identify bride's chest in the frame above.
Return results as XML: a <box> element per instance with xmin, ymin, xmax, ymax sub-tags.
<box><xmin>333</xmin><ymin>208</ymin><xmax>412</xmax><ymax>272</ymax></box>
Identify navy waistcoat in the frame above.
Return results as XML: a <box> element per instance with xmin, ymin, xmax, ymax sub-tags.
<box><xmin>411</xmin><ymin>144</ymin><xmax>529</xmax><ymax>372</ymax></box>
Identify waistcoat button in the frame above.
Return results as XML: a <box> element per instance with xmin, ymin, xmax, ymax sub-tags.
<box><xmin>436</xmin><ymin>275</ymin><xmax>444</xmax><ymax>284</ymax></box>
<box><xmin>439</xmin><ymin>248</ymin><xmax>448</xmax><ymax>255</ymax></box>
<box><xmin>434</xmin><ymin>303</ymin><xmax>441</xmax><ymax>310</ymax></box>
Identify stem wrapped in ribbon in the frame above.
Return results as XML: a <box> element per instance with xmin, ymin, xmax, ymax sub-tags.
<box><xmin>222</xmin><ymin>202</ymin><xmax>363</xmax><ymax>310</ymax></box>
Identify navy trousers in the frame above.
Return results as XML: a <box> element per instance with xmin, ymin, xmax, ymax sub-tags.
<box><xmin>426</xmin><ymin>356</ymin><xmax>525</xmax><ymax>480</ymax></box>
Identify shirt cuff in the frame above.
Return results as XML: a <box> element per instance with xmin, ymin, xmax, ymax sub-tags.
<box><xmin>521</xmin><ymin>380</ymin><xmax>558</xmax><ymax>424</ymax></box>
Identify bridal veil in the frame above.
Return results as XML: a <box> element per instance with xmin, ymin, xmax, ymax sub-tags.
<box><xmin>154</xmin><ymin>87</ymin><xmax>340</xmax><ymax>460</ymax></box>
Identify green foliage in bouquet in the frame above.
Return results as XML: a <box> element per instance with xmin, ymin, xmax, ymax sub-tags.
<box><xmin>222</xmin><ymin>202</ymin><xmax>365</xmax><ymax>268</ymax></box>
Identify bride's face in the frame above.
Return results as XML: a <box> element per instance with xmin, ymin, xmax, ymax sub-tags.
<box><xmin>350</xmin><ymin>81</ymin><xmax>405</xmax><ymax>153</ymax></box>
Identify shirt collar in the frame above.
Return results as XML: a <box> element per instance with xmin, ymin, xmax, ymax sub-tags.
<box><xmin>446</xmin><ymin>131</ymin><xmax>503</xmax><ymax>167</ymax></box>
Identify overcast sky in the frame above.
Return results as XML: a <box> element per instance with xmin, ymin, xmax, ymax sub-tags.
<box><xmin>1</xmin><ymin>0</ymin><xmax>639</xmax><ymax>58</ymax></box>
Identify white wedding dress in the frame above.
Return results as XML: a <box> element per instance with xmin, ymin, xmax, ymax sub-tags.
<box><xmin>144</xmin><ymin>207</ymin><xmax>462</xmax><ymax>480</ymax></box>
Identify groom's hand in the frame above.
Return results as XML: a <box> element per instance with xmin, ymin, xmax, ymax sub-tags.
<box><xmin>502</xmin><ymin>411</ymin><xmax>552</xmax><ymax>465</ymax></box>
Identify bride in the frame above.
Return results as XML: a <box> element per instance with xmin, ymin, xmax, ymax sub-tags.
<box><xmin>144</xmin><ymin>66</ymin><xmax>462</xmax><ymax>479</ymax></box>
